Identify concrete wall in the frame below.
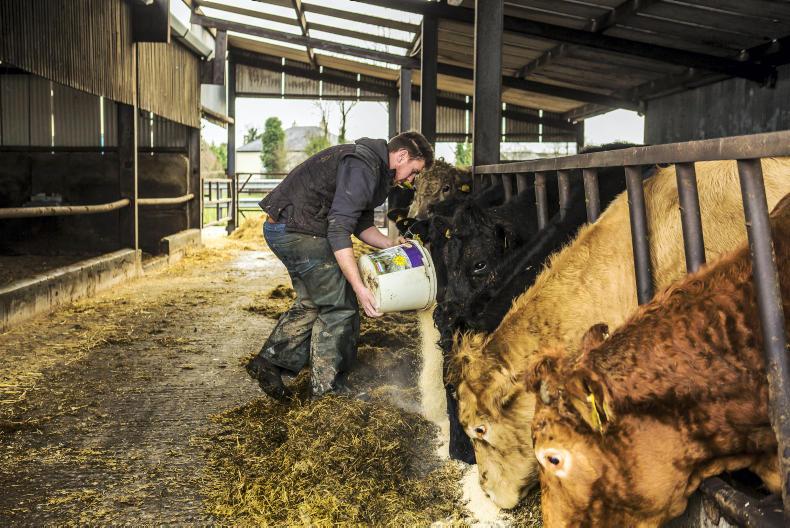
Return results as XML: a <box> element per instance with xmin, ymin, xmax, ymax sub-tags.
<box><xmin>0</xmin><ymin>151</ymin><xmax>190</xmax><ymax>256</ymax></box>
<box><xmin>645</xmin><ymin>65</ymin><xmax>790</xmax><ymax>144</ymax></box>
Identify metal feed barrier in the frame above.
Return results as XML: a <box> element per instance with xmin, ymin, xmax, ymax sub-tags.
<box><xmin>473</xmin><ymin>129</ymin><xmax>790</xmax><ymax>526</ymax></box>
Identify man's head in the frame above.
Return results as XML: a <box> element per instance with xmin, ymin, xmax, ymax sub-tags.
<box><xmin>388</xmin><ymin>131</ymin><xmax>434</xmax><ymax>186</ymax></box>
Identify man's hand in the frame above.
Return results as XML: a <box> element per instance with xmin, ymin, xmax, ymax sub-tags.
<box><xmin>354</xmin><ymin>284</ymin><xmax>383</xmax><ymax>317</ymax></box>
<box><xmin>396</xmin><ymin>235</ymin><xmax>409</xmax><ymax>246</ymax></box>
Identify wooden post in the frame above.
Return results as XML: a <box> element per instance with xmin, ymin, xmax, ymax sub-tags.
<box><xmin>227</xmin><ymin>58</ymin><xmax>237</xmax><ymax>234</ymax></box>
<box><xmin>399</xmin><ymin>68</ymin><xmax>412</xmax><ymax>132</ymax></box>
<box><xmin>187</xmin><ymin>126</ymin><xmax>201</xmax><ymax>229</ymax></box>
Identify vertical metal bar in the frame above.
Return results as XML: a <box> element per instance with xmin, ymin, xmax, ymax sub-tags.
<box><xmin>420</xmin><ymin>14</ymin><xmax>438</xmax><ymax>145</ymax></box>
<box><xmin>574</xmin><ymin>120</ymin><xmax>585</xmax><ymax>152</ymax></box>
<box><xmin>227</xmin><ymin>58</ymin><xmax>237</xmax><ymax>234</ymax></box>
<box><xmin>737</xmin><ymin>158</ymin><xmax>790</xmax><ymax>518</ymax></box>
<box><xmin>399</xmin><ymin>68</ymin><xmax>411</xmax><ymax>132</ymax></box>
<box><xmin>582</xmin><ymin>168</ymin><xmax>600</xmax><ymax>222</ymax></box>
<box><xmin>472</xmin><ymin>0</ymin><xmax>503</xmax><ymax>167</ymax></box>
<box><xmin>502</xmin><ymin>174</ymin><xmax>514</xmax><ymax>203</ymax></box>
<box><xmin>476</xmin><ymin>173</ymin><xmax>491</xmax><ymax>190</ymax></box>
<box><xmin>118</xmin><ymin>102</ymin><xmax>138</xmax><ymax>250</ymax></box>
<box><xmin>676</xmin><ymin>162</ymin><xmax>706</xmax><ymax>273</ymax></box>
<box><xmin>558</xmin><ymin>169</ymin><xmax>572</xmax><ymax>220</ymax></box>
<box><xmin>535</xmin><ymin>172</ymin><xmax>549</xmax><ymax>230</ymax></box>
<box><xmin>488</xmin><ymin>173</ymin><xmax>498</xmax><ymax>189</ymax></box>
<box><xmin>625</xmin><ymin>165</ymin><xmax>653</xmax><ymax>304</ymax></box>
<box><xmin>516</xmin><ymin>173</ymin><xmax>529</xmax><ymax>195</ymax></box>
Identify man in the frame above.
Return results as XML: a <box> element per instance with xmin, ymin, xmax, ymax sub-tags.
<box><xmin>246</xmin><ymin>131</ymin><xmax>434</xmax><ymax>400</ymax></box>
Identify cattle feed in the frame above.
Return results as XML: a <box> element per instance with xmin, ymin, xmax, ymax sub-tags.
<box><xmin>528</xmin><ymin>193</ymin><xmax>790</xmax><ymax>527</ymax></box>
<box><xmin>417</xmin><ymin>307</ymin><xmax>450</xmax><ymax>458</ymax></box>
<box><xmin>451</xmin><ymin>158</ymin><xmax>790</xmax><ymax>509</ymax></box>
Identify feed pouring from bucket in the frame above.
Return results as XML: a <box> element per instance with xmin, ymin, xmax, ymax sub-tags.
<box><xmin>358</xmin><ymin>240</ymin><xmax>437</xmax><ymax>313</ymax></box>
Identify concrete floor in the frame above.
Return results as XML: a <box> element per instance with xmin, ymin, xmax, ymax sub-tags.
<box><xmin>0</xmin><ymin>243</ymin><xmax>283</xmax><ymax>525</ymax></box>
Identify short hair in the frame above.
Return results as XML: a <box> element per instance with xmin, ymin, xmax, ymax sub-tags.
<box><xmin>387</xmin><ymin>131</ymin><xmax>434</xmax><ymax>170</ymax></box>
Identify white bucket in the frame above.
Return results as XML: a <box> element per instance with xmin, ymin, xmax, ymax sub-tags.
<box><xmin>358</xmin><ymin>240</ymin><xmax>437</xmax><ymax>313</ymax></box>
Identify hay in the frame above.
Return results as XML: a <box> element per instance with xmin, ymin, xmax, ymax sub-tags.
<box><xmin>509</xmin><ymin>488</ymin><xmax>543</xmax><ymax>527</ymax></box>
<box><xmin>229</xmin><ymin>214</ymin><xmax>266</xmax><ymax>243</ymax></box>
<box><xmin>200</xmin><ymin>373</ymin><xmax>465</xmax><ymax>526</ymax></box>
<box><xmin>244</xmin><ymin>284</ymin><xmax>296</xmax><ymax>320</ymax></box>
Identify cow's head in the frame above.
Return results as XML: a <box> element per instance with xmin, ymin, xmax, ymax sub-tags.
<box><xmin>451</xmin><ymin>332</ymin><xmax>541</xmax><ymax>509</ymax></box>
<box><xmin>408</xmin><ymin>159</ymin><xmax>472</xmax><ymax>219</ymax></box>
<box><xmin>441</xmin><ymin>203</ymin><xmax>519</xmax><ymax>305</ymax></box>
<box><xmin>525</xmin><ymin>325</ymin><xmax>717</xmax><ymax>527</ymax></box>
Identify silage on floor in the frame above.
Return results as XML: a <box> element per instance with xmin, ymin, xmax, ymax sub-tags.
<box><xmin>200</xmin><ymin>374</ymin><xmax>465</xmax><ymax>526</ymax></box>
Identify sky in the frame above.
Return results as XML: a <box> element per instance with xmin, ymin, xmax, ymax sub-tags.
<box><xmin>201</xmin><ymin>99</ymin><xmax>645</xmax><ymax>164</ymax></box>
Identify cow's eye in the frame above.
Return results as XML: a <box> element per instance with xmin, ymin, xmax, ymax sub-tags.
<box><xmin>441</xmin><ymin>184</ymin><xmax>451</xmax><ymax>193</ymax></box>
<box><xmin>474</xmin><ymin>425</ymin><xmax>487</xmax><ymax>437</ymax></box>
<box><xmin>473</xmin><ymin>261</ymin><xmax>487</xmax><ymax>272</ymax></box>
<box><xmin>548</xmin><ymin>456</ymin><xmax>561</xmax><ymax>466</ymax></box>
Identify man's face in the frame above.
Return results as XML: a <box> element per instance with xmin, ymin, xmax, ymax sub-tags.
<box><xmin>390</xmin><ymin>148</ymin><xmax>426</xmax><ymax>186</ymax></box>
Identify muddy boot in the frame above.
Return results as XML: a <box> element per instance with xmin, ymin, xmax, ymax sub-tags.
<box><xmin>247</xmin><ymin>356</ymin><xmax>291</xmax><ymax>401</ymax></box>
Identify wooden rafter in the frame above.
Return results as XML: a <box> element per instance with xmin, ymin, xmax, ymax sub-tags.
<box><xmin>192</xmin><ymin>13</ymin><xmax>419</xmax><ymax>67</ymax></box>
<box><xmin>353</xmin><ymin>0</ymin><xmax>776</xmax><ymax>84</ymax></box>
<box><xmin>291</xmin><ymin>0</ymin><xmax>317</xmax><ymax>68</ymax></box>
<box><xmin>516</xmin><ymin>43</ymin><xmax>568</xmax><ymax>78</ymax></box>
<box><xmin>196</xmin><ymin>0</ymin><xmax>412</xmax><ymax>49</ymax></box>
<box><xmin>587</xmin><ymin>0</ymin><xmax>661</xmax><ymax>32</ymax></box>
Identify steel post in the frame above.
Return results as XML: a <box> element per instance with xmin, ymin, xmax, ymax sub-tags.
<box><xmin>625</xmin><ymin>165</ymin><xmax>653</xmax><ymax>304</ymax></box>
<box><xmin>535</xmin><ymin>172</ymin><xmax>549</xmax><ymax>230</ymax></box>
<box><xmin>502</xmin><ymin>174</ymin><xmax>514</xmax><ymax>203</ymax></box>
<box><xmin>227</xmin><ymin>59</ymin><xmax>237</xmax><ymax>234</ymax></box>
<box><xmin>676</xmin><ymin>162</ymin><xmax>706</xmax><ymax>272</ymax></box>
<box><xmin>399</xmin><ymin>68</ymin><xmax>412</xmax><ymax>131</ymax></box>
<box><xmin>420</xmin><ymin>14</ymin><xmax>438</xmax><ymax>145</ymax></box>
<box><xmin>737</xmin><ymin>158</ymin><xmax>790</xmax><ymax>518</ymax></box>
<box><xmin>472</xmin><ymin>0</ymin><xmax>503</xmax><ymax>167</ymax></box>
<box><xmin>516</xmin><ymin>173</ymin><xmax>530</xmax><ymax>195</ymax></box>
<box><xmin>582</xmin><ymin>168</ymin><xmax>600</xmax><ymax>222</ymax></box>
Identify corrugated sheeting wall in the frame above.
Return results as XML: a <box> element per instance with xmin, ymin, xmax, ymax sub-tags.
<box><xmin>0</xmin><ymin>0</ymin><xmax>135</xmax><ymax>107</ymax></box>
<box><xmin>137</xmin><ymin>42</ymin><xmax>201</xmax><ymax>129</ymax></box>
<box><xmin>645</xmin><ymin>64</ymin><xmax>790</xmax><ymax>144</ymax></box>
<box><xmin>138</xmin><ymin>113</ymin><xmax>188</xmax><ymax>149</ymax></box>
<box><xmin>1</xmin><ymin>75</ymin><xmax>53</xmax><ymax>146</ymax></box>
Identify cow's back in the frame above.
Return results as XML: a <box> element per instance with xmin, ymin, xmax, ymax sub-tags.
<box><xmin>490</xmin><ymin>157</ymin><xmax>790</xmax><ymax>362</ymax></box>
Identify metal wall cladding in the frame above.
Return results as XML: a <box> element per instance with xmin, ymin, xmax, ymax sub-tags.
<box><xmin>0</xmin><ymin>74</ymin><xmax>52</xmax><ymax>146</ymax></box>
<box><xmin>53</xmin><ymin>82</ymin><xmax>102</xmax><ymax>147</ymax></box>
<box><xmin>138</xmin><ymin>113</ymin><xmax>188</xmax><ymax>149</ymax></box>
<box><xmin>236</xmin><ymin>64</ymin><xmax>281</xmax><ymax>96</ymax></box>
<box><xmin>646</xmin><ymin>63</ymin><xmax>790</xmax><ymax>144</ymax></box>
<box><xmin>137</xmin><ymin>41</ymin><xmax>201</xmax><ymax>129</ymax></box>
<box><xmin>0</xmin><ymin>0</ymin><xmax>136</xmax><ymax>107</ymax></box>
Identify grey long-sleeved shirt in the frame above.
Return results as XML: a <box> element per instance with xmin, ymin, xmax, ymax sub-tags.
<box><xmin>326</xmin><ymin>156</ymin><xmax>384</xmax><ymax>251</ymax></box>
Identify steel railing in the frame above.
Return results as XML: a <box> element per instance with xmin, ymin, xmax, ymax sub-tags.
<box><xmin>473</xmin><ymin>128</ymin><xmax>790</xmax><ymax>523</ymax></box>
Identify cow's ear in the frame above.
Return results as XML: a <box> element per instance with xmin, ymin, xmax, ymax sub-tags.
<box><xmin>565</xmin><ymin>371</ymin><xmax>615</xmax><ymax>434</ymax></box>
<box><xmin>523</xmin><ymin>347</ymin><xmax>564</xmax><ymax>403</ymax></box>
<box><xmin>580</xmin><ymin>323</ymin><xmax>610</xmax><ymax>352</ymax></box>
<box><xmin>387</xmin><ymin>207</ymin><xmax>409</xmax><ymax>224</ymax></box>
<box><xmin>408</xmin><ymin>219</ymin><xmax>432</xmax><ymax>243</ymax></box>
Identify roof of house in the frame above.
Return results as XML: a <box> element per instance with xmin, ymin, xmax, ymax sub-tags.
<box><xmin>237</xmin><ymin>126</ymin><xmax>340</xmax><ymax>153</ymax></box>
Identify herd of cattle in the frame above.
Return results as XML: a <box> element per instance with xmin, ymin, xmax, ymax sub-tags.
<box><xmin>387</xmin><ymin>149</ymin><xmax>790</xmax><ymax>526</ymax></box>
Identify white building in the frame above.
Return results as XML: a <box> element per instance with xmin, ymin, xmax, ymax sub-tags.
<box><xmin>236</xmin><ymin>125</ymin><xmax>340</xmax><ymax>175</ymax></box>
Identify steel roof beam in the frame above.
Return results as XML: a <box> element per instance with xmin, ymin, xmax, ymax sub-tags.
<box><xmin>516</xmin><ymin>43</ymin><xmax>568</xmax><ymax>78</ymax></box>
<box><xmin>352</xmin><ymin>0</ymin><xmax>776</xmax><ymax>84</ymax></box>
<box><xmin>251</xmin><ymin>0</ymin><xmax>420</xmax><ymax>34</ymax></box>
<box><xmin>192</xmin><ymin>13</ymin><xmax>419</xmax><ymax>67</ymax></box>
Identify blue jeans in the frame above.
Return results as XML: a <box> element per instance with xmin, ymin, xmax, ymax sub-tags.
<box><xmin>259</xmin><ymin>222</ymin><xmax>359</xmax><ymax>397</ymax></box>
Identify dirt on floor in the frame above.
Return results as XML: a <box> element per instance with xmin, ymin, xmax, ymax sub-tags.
<box><xmin>0</xmin><ymin>233</ymin><xmax>539</xmax><ymax>526</ymax></box>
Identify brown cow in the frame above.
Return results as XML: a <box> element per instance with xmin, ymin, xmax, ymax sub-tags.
<box><xmin>408</xmin><ymin>158</ymin><xmax>472</xmax><ymax>219</ymax></box>
<box><xmin>526</xmin><ymin>193</ymin><xmax>790</xmax><ymax>527</ymax></box>
<box><xmin>451</xmin><ymin>159</ymin><xmax>790</xmax><ymax>508</ymax></box>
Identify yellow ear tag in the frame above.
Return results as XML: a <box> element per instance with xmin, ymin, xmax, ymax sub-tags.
<box><xmin>395</xmin><ymin>215</ymin><xmax>404</xmax><ymax>223</ymax></box>
<box><xmin>445</xmin><ymin>229</ymin><xmax>452</xmax><ymax>239</ymax></box>
<box><xmin>460</xmin><ymin>184</ymin><xmax>471</xmax><ymax>193</ymax></box>
<box><xmin>413</xmin><ymin>233</ymin><xmax>422</xmax><ymax>244</ymax></box>
<box><xmin>587</xmin><ymin>392</ymin><xmax>604</xmax><ymax>433</ymax></box>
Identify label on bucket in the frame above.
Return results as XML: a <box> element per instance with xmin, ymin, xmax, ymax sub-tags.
<box><xmin>367</xmin><ymin>244</ymin><xmax>424</xmax><ymax>275</ymax></box>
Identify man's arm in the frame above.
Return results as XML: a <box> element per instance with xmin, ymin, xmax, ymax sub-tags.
<box><xmin>334</xmin><ymin>247</ymin><xmax>382</xmax><ymax>317</ymax></box>
<box><xmin>357</xmin><ymin>225</ymin><xmax>405</xmax><ymax>249</ymax></box>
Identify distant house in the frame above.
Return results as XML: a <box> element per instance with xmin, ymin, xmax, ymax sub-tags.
<box><xmin>284</xmin><ymin>125</ymin><xmax>339</xmax><ymax>169</ymax></box>
<box><xmin>235</xmin><ymin>125</ymin><xmax>340</xmax><ymax>175</ymax></box>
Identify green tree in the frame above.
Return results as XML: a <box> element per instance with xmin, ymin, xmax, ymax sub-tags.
<box><xmin>337</xmin><ymin>100</ymin><xmax>357</xmax><ymax>144</ymax></box>
<box><xmin>260</xmin><ymin>117</ymin><xmax>285</xmax><ymax>173</ymax></box>
<box><xmin>455</xmin><ymin>141</ymin><xmax>472</xmax><ymax>167</ymax></box>
<box><xmin>209</xmin><ymin>142</ymin><xmax>227</xmax><ymax>171</ymax></box>
<box><xmin>243</xmin><ymin>126</ymin><xmax>260</xmax><ymax>145</ymax></box>
<box><xmin>304</xmin><ymin>133</ymin><xmax>332</xmax><ymax>157</ymax></box>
